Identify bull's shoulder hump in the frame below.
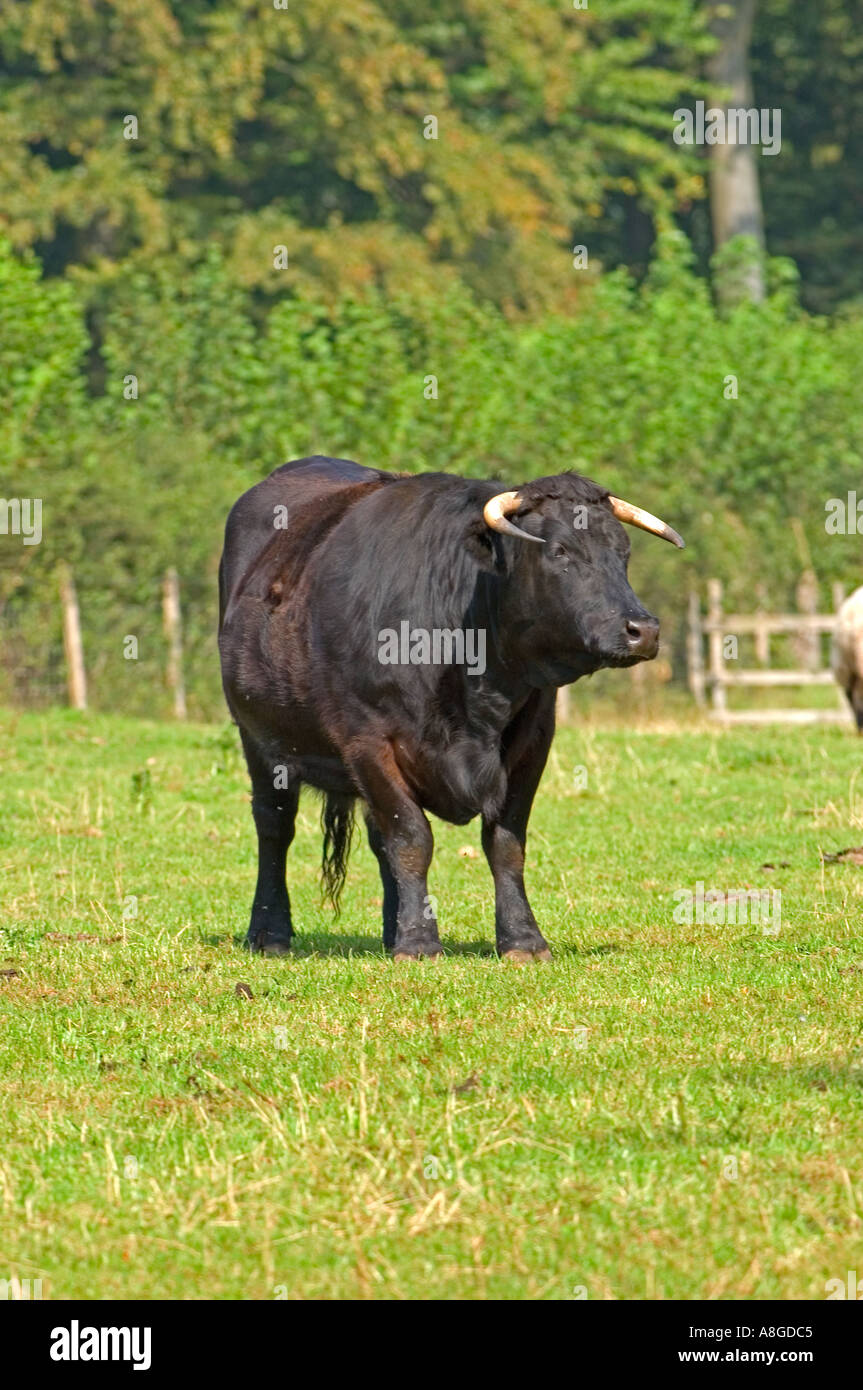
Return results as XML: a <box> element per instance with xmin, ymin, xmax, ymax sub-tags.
<box><xmin>230</xmin><ymin>457</ymin><xmax>393</xmax><ymax>527</ymax></box>
<box><xmin>268</xmin><ymin>455</ymin><xmax>392</xmax><ymax>487</ymax></box>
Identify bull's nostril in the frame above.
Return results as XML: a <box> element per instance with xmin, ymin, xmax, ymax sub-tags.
<box><xmin>625</xmin><ymin>616</ymin><xmax>659</xmax><ymax>655</ymax></box>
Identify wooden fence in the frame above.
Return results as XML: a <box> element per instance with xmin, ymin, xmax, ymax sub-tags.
<box><xmin>687</xmin><ymin>577</ymin><xmax>851</xmax><ymax>725</ymax></box>
<box><xmin>58</xmin><ymin>565</ymin><xmax>187</xmax><ymax>716</ymax></box>
<box><xmin>50</xmin><ymin>565</ymin><xmax>854</xmax><ymax>725</ymax></box>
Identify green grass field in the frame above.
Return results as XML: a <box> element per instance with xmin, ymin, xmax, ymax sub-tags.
<box><xmin>1</xmin><ymin>706</ymin><xmax>862</xmax><ymax>1300</ymax></box>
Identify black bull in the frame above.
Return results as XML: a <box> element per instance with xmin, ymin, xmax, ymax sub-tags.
<box><xmin>218</xmin><ymin>456</ymin><xmax>683</xmax><ymax>961</ymax></box>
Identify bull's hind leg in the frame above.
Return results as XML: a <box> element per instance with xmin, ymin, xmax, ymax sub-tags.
<box><xmin>365</xmin><ymin>813</ymin><xmax>399</xmax><ymax>950</ymax></box>
<box><xmin>241</xmin><ymin>735</ymin><xmax>300</xmax><ymax>955</ymax></box>
<box><xmin>351</xmin><ymin>747</ymin><xmax>441</xmax><ymax>959</ymax></box>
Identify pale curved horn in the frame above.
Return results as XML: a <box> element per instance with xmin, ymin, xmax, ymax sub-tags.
<box><xmin>608</xmin><ymin>496</ymin><xmax>685</xmax><ymax>549</ymax></box>
<box><xmin>483</xmin><ymin>491</ymin><xmax>544</xmax><ymax>545</ymax></box>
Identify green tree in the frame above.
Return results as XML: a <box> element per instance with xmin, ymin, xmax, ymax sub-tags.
<box><xmin>751</xmin><ymin>0</ymin><xmax>863</xmax><ymax>313</ymax></box>
<box><xmin>0</xmin><ymin>0</ymin><xmax>707</xmax><ymax>314</ymax></box>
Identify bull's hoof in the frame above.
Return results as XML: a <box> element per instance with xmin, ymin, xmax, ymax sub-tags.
<box><xmin>502</xmin><ymin>947</ymin><xmax>553</xmax><ymax>963</ymax></box>
<box><xmin>391</xmin><ymin>945</ymin><xmax>443</xmax><ymax>963</ymax></box>
<box><xmin>245</xmin><ymin>931</ymin><xmax>292</xmax><ymax>957</ymax></box>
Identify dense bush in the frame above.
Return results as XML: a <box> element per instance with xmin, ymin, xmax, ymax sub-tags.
<box><xmin>3</xmin><ymin>235</ymin><xmax>863</xmax><ymax>716</ymax></box>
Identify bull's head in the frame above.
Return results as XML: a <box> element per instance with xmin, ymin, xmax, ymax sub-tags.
<box><xmin>480</xmin><ymin>474</ymin><xmax>684</xmax><ymax>684</ymax></box>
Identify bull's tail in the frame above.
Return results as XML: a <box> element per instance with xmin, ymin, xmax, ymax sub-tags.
<box><xmin>321</xmin><ymin>793</ymin><xmax>356</xmax><ymax>912</ymax></box>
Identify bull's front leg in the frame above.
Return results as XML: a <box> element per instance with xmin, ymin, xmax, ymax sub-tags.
<box><xmin>481</xmin><ymin>691</ymin><xmax>555</xmax><ymax>961</ymax></box>
<box><xmin>481</xmin><ymin>817</ymin><xmax>551</xmax><ymax>961</ymax></box>
<box><xmin>352</xmin><ymin>746</ymin><xmax>442</xmax><ymax>959</ymax></box>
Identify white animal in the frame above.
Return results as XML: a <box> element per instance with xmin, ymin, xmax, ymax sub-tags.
<box><xmin>831</xmin><ymin>586</ymin><xmax>863</xmax><ymax>730</ymax></box>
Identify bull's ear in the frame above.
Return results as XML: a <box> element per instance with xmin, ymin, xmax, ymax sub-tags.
<box><xmin>465</xmin><ymin>517</ymin><xmax>506</xmax><ymax>573</ymax></box>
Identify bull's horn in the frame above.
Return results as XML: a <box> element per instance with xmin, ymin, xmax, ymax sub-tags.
<box><xmin>608</xmin><ymin>496</ymin><xmax>685</xmax><ymax>549</ymax></box>
<box><xmin>483</xmin><ymin>491</ymin><xmax>544</xmax><ymax>545</ymax></box>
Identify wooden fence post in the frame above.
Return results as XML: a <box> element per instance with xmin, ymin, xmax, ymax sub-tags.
<box><xmin>686</xmin><ymin>589</ymin><xmax>706</xmax><ymax>707</ymax></box>
<box><xmin>831</xmin><ymin>581</ymin><xmax>847</xmax><ymax>709</ymax></box>
<box><xmin>162</xmin><ymin>568</ymin><xmax>187</xmax><ymax>720</ymax></box>
<box><xmin>794</xmin><ymin>569</ymin><xmax>820</xmax><ymax>672</ymax></box>
<box><xmin>707</xmin><ymin>578</ymin><xmax>726</xmax><ymax>717</ymax></box>
<box><xmin>754</xmin><ymin>582</ymin><xmax>769</xmax><ymax>666</ymax></box>
<box><xmin>59</xmin><ymin>564</ymin><xmax>87</xmax><ymax>710</ymax></box>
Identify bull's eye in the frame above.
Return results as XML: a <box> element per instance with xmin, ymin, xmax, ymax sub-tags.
<box><xmin>549</xmin><ymin>542</ymin><xmax>568</xmax><ymax>562</ymax></box>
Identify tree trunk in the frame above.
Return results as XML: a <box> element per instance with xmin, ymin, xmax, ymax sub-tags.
<box><xmin>707</xmin><ymin>0</ymin><xmax>766</xmax><ymax>304</ymax></box>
